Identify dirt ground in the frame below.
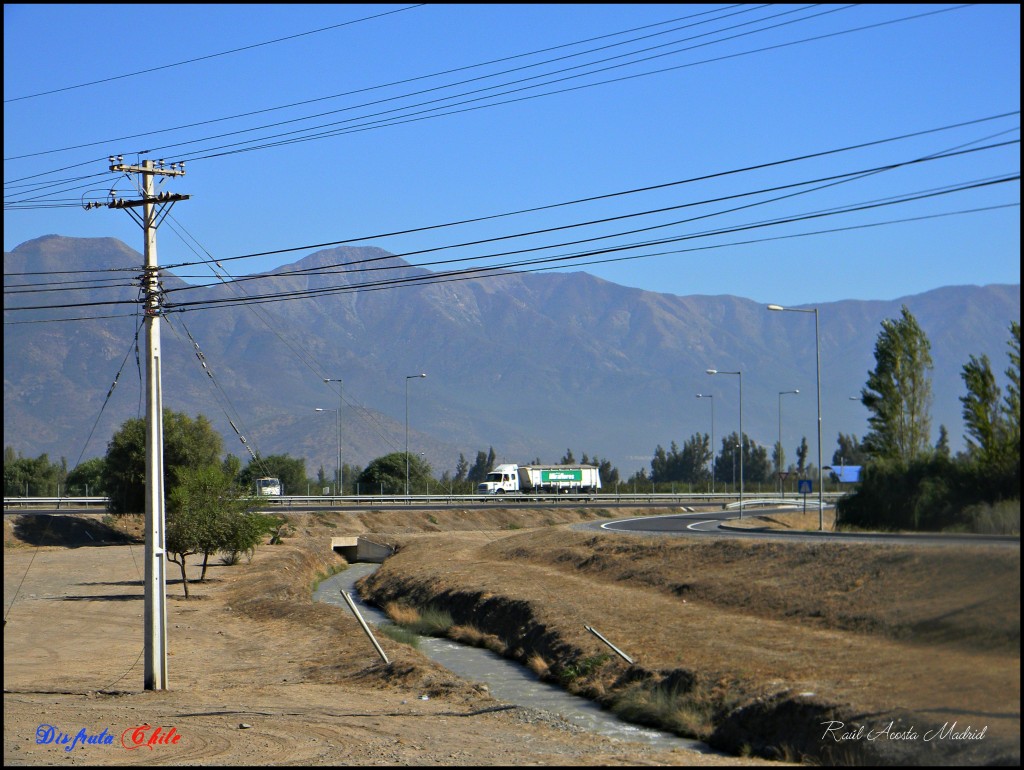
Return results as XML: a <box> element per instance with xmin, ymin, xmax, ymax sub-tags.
<box><xmin>3</xmin><ymin>505</ymin><xmax>1020</xmax><ymax>766</ymax></box>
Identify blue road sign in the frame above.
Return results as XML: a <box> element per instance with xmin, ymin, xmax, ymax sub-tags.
<box><xmin>798</xmin><ymin>479</ymin><xmax>813</xmax><ymax>495</ymax></box>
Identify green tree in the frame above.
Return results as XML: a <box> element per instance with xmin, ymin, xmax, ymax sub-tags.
<box><xmin>3</xmin><ymin>448</ymin><xmax>64</xmax><ymax>497</ymax></box>
<box><xmin>357</xmin><ymin>452</ymin><xmax>432</xmax><ymax>494</ymax></box>
<box><xmin>935</xmin><ymin>425</ymin><xmax>951</xmax><ymax>458</ymax></box>
<box><xmin>454</xmin><ymin>453</ymin><xmax>469</xmax><ymax>483</ymax></box>
<box><xmin>166</xmin><ymin>464</ymin><xmax>230</xmax><ymax>597</ymax></box>
<box><xmin>238</xmin><ymin>454</ymin><xmax>307</xmax><ymax>497</ymax></box>
<box><xmin>652</xmin><ymin>435</ymin><xmax>712</xmax><ymax>484</ymax></box>
<box><xmin>960</xmin><ymin>353</ymin><xmax>1002</xmax><ymax>464</ymax></box>
<box><xmin>466</xmin><ymin>449</ymin><xmax>495</xmax><ymax>484</ymax></box>
<box><xmin>744</xmin><ymin>438</ymin><xmax>772</xmax><ymax>484</ymax></box>
<box><xmin>772</xmin><ymin>442</ymin><xmax>785</xmax><ymax>483</ymax></box>
<box><xmin>1003</xmin><ymin>321</ymin><xmax>1021</xmax><ymax>459</ymax></box>
<box><xmin>796</xmin><ymin>436</ymin><xmax>809</xmax><ymax>475</ymax></box>
<box><xmin>560</xmin><ymin>448</ymin><xmax>576</xmax><ymax>464</ymax></box>
<box><xmin>166</xmin><ymin>463</ymin><xmax>275</xmax><ymax>594</ymax></box>
<box><xmin>66</xmin><ymin>457</ymin><xmax>106</xmax><ymax>496</ymax></box>
<box><xmin>832</xmin><ymin>433</ymin><xmax>867</xmax><ymax>466</ymax></box>
<box><xmin>593</xmin><ymin>457</ymin><xmax>620</xmax><ymax>485</ymax></box>
<box><xmin>102</xmin><ymin>410</ymin><xmax>225</xmax><ymax>514</ymax></box>
<box><xmin>221</xmin><ymin>454</ymin><xmax>242</xmax><ymax>490</ymax></box>
<box><xmin>861</xmin><ymin>305</ymin><xmax>934</xmax><ymax>462</ymax></box>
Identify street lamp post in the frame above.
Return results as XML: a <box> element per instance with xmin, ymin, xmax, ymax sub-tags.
<box><xmin>768</xmin><ymin>304</ymin><xmax>824</xmax><ymax>530</ymax></box>
<box><xmin>706</xmin><ymin>369</ymin><xmax>742</xmax><ymax>517</ymax></box>
<box><xmin>778</xmin><ymin>389</ymin><xmax>799</xmax><ymax>496</ymax></box>
<box><xmin>696</xmin><ymin>393</ymin><xmax>714</xmax><ymax>494</ymax></box>
<box><xmin>324</xmin><ymin>378</ymin><xmax>343</xmax><ymax>493</ymax></box>
<box><xmin>314</xmin><ymin>408</ymin><xmax>340</xmax><ymax>496</ymax></box>
<box><xmin>405</xmin><ymin>373</ymin><xmax>426</xmax><ymax>496</ymax></box>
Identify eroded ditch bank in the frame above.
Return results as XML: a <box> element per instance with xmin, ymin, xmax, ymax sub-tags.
<box><xmin>315</xmin><ymin>563</ymin><xmax>716</xmax><ymax>754</ymax></box>
<box><xmin>348</xmin><ymin>529</ymin><xmax>1019</xmax><ymax>766</ymax></box>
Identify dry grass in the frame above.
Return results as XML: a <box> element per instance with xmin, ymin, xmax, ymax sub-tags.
<box><xmin>356</xmin><ymin>512</ymin><xmax>1020</xmax><ymax>764</ymax></box>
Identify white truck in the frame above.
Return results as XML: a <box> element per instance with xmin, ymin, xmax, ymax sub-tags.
<box><xmin>476</xmin><ymin>463</ymin><xmax>602</xmax><ymax>496</ymax></box>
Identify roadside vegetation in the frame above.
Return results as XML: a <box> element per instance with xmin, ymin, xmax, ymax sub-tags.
<box><xmin>837</xmin><ymin>316</ymin><xmax>1019</xmax><ymax>533</ymax></box>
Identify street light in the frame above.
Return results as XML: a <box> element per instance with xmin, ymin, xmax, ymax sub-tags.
<box><xmin>706</xmin><ymin>369</ymin><xmax>742</xmax><ymax>517</ymax></box>
<box><xmin>696</xmin><ymin>393</ymin><xmax>714</xmax><ymax>494</ymax></box>
<box><xmin>768</xmin><ymin>304</ymin><xmax>824</xmax><ymax>530</ymax></box>
<box><xmin>324</xmin><ymin>378</ymin><xmax>343</xmax><ymax>493</ymax></box>
<box><xmin>405</xmin><ymin>373</ymin><xmax>426</xmax><ymax>496</ymax></box>
<box><xmin>314</xmin><ymin>408</ymin><xmax>340</xmax><ymax>496</ymax></box>
<box><xmin>778</xmin><ymin>389</ymin><xmax>799</xmax><ymax>496</ymax></box>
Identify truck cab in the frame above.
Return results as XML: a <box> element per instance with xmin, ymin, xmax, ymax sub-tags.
<box><xmin>477</xmin><ymin>463</ymin><xmax>520</xmax><ymax>495</ymax></box>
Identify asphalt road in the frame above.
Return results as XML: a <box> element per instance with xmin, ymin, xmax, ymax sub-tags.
<box><xmin>7</xmin><ymin>502</ymin><xmax>1018</xmax><ymax>547</ymax></box>
<box><xmin>589</xmin><ymin>506</ymin><xmax>1020</xmax><ymax>546</ymax></box>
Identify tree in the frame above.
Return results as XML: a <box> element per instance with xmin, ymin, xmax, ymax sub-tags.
<box><xmin>861</xmin><ymin>305</ymin><xmax>934</xmax><ymax>462</ymax></box>
<box><xmin>1003</xmin><ymin>321</ymin><xmax>1021</xmax><ymax>457</ymax></box>
<box><xmin>466</xmin><ymin>449</ymin><xmax>495</xmax><ymax>484</ymax></box>
<box><xmin>960</xmin><ymin>354</ymin><xmax>1002</xmax><ymax>464</ymax></box>
<box><xmin>3</xmin><ymin>448</ymin><xmax>64</xmax><ymax>497</ymax></box>
<box><xmin>238</xmin><ymin>454</ymin><xmax>307</xmax><ymax>497</ymax></box>
<box><xmin>356</xmin><ymin>452</ymin><xmax>432</xmax><ymax>494</ymax></box>
<box><xmin>772</xmin><ymin>441</ymin><xmax>785</xmax><ymax>483</ymax></box>
<box><xmin>454</xmin><ymin>453</ymin><xmax>469</xmax><ymax>483</ymax></box>
<box><xmin>66</xmin><ymin>457</ymin><xmax>106</xmax><ymax>496</ymax></box>
<box><xmin>745</xmin><ymin>440</ymin><xmax>772</xmax><ymax>484</ymax></box>
<box><xmin>221</xmin><ymin>454</ymin><xmax>242</xmax><ymax>489</ymax></box>
<box><xmin>594</xmin><ymin>457</ymin><xmax>620</xmax><ymax>485</ymax></box>
<box><xmin>796</xmin><ymin>437</ymin><xmax>809</xmax><ymax>475</ymax></box>
<box><xmin>166</xmin><ymin>464</ymin><xmax>231</xmax><ymax>597</ymax></box>
<box><xmin>166</xmin><ymin>462</ymin><xmax>276</xmax><ymax>595</ymax></box>
<box><xmin>560</xmin><ymin>448</ymin><xmax>576</xmax><ymax>464</ymax></box>
<box><xmin>832</xmin><ymin>433</ymin><xmax>867</xmax><ymax>466</ymax></box>
<box><xmin>102</xmin><ymin>410</ymin><xmax>225</xmax><ymax>514</ymax></box>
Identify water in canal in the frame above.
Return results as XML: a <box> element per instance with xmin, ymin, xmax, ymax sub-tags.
<box><xmin>314</xmin><ymin>563</ymin><xmax>716</xmax><ymax>753</ymax></box>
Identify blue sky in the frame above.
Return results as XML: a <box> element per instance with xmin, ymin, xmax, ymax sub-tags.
<box><xmin>4</xmin><ymin>3</ymin><xmax>1020</xmax><ymax>306</ymax></box>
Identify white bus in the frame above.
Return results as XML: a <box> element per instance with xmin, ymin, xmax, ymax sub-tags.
<box><xmin>255</xmin><ymin>477</ymin><xmax>282</xmax><ymax>496</ymax></box>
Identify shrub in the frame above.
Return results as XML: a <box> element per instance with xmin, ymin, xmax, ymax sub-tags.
<box><xmin>378</xmin><ymin>622</ymin><xmax>420</xmax><ymax>648</ymax></box>
<box><xmin>962</xmin><ymin>500</ymin><xmax>1021</xmax><ymax>534</ymax></box>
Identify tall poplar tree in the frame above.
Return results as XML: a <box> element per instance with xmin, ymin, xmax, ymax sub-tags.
<box><xmin>861</xmin><ymin>305</ymin><xmax>934</xmax><ymax>462</ymax></box>
<box><xmin>960</xmin><ymin>353</ymin><xmax>1001</xmax><ymax>464</ymax></box>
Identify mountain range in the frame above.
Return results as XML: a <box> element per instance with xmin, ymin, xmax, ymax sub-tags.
<box><xmin>4</xmin><ymin>235</ymin><xmax>1020</xmax><ymax>481</ymax></box>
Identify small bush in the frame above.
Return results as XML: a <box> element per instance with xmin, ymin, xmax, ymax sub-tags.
<box><xmin>612</xmin><ymin>681</ymin><xmax>713</xmax><ymax>739</ymax></box>
<box><xmin>963</xmin><ymin>500</ymin><xmax>1021</xmax><ymax>534</ymax></box>
<box><xmin>410</xmin><ymin>606</ymin><xmax>454</xmax><ymax>636</ymax></box>
<box><xmin>385</xmin><ymin>602</ymin><xmax>453</xmax><ymax>637</ymax></box>
<box><xmin>378</xmin><ymin>622</ymin><xmax>420</xmax><ymax>648</ymax></box>
<box><xmin>526</xmin><ymin>653</ymin><xmax>550</xmax><ymax>677</ymax></box>
<box><xmin>558</xmin><ymin>653</ymin><xmax>610</xmax><ymax>684</ymax></box>
<box><xmin>384</xmin><ymin>602</ymin><xmax>422</xmax><ymax>626</ymax></box>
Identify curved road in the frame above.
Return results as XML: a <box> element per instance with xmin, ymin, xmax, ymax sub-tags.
<box><xmin>589</xmin><ymin>506</ymin><xmax>1020</xmax><ymax>546</ymax></box>
<box><xmin>7</xmin><ymin>501</ymin><xmax>1018</xmax><ymax>547</ymax></box>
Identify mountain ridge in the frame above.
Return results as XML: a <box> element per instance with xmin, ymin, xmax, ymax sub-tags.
<box><xmin>4</xmin><ymin>236</ymin><xmax>1019</xmax><ymax>479</ymax></box>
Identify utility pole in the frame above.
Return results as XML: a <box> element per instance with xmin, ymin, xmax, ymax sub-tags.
<box><xmin>324</xmin><ymin>378</ymin><xmax>343</xmax><ymax>494</ymax></box>
<box><xmin>91</xmin><ymin>156</ymin><xmax>188</xmax><ymax>690</ymax></box>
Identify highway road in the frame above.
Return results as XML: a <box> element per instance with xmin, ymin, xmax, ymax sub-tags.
<box><xmin>5</xmin><ymin>498</ymin><xmax>1017</xmax><ymax>546</ymax></box>
<box><xmin>588</xmin><ymin>507</ymin><xmax>1020</xmax><ymax>546</ymax></box>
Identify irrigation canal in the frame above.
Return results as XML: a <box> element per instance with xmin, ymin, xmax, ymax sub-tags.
<box><xmin>314</xmin><ymin>562</ymin><xmax>719</xmax><ymax>755</ymax></box>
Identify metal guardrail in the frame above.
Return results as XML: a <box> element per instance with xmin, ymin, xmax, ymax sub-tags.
<box><xmin>4</xmin><ymin>492</ymin><xmax>845</xmax><ymax>509</ymax></box>
<box><xmin>3</xmin><ymin>496</ymin><xmax>109</xmax><ymax>508</ymax></box>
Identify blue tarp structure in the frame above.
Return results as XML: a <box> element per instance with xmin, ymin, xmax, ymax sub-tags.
<box><xmin>826</xmin><ymin>465</ymin><xmax>862</xmax><ymax>483</ymax></box>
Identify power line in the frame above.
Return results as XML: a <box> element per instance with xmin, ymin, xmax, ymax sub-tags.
<box><xmin>4</xmin><ymin>4</ymin><xmax>968</xmax><ymax>187</ymax></box>
<box><xmin>3</xmin><ymin>4</ymin><xmax>756</xmax><ymax>160</ymax></box>
<box><xmin>3</xmin><ymin>5</ymin><xmax>427</xmax><ymax>104</ymax></box>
